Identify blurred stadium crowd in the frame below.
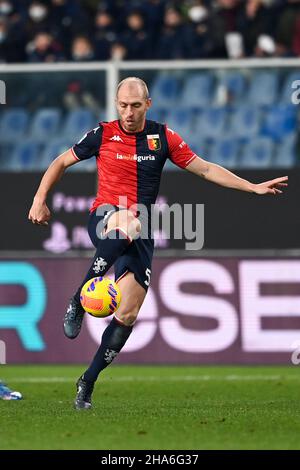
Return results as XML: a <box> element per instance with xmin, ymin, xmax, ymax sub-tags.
<box><xmin>0</xmin><ymin>0</ymin><xmax>300</xmax><ymax>63</ymax></box>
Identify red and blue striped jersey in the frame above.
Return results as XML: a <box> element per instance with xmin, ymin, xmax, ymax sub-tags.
<box><xmin>72</xmin><ymin>119</ymin><xmax>197</xmax><ymax>213</ymax></box>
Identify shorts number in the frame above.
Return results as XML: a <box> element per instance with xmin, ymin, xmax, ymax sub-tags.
<box><xmin>144</xmin><ymin>268</ymin><xmax>151</xmax><ymax>287</ymax></box>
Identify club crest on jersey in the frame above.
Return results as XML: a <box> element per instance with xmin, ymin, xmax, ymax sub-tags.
<box><xmin>147</xmin><ymin>134</ymin><xmax>161</xmax><ymax>151</ymax></box>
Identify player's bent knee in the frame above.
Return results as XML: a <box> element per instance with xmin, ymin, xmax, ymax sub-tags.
<box><xmin>116</xmin><ymin>310</ymin><xmax>139</xmax><ymax>326</ymax></box>
<box><xmin>119</xmin><ymin>312</ymin><xmax>138</xmax><ymax>326</ymax></box>
<box><xmin>115</xmin><ymin>300</ymin><xmax>141</xmax><ymax>326</ymax></box>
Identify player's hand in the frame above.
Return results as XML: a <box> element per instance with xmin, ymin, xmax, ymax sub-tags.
<box><xmin>28</xmin><ymin>197</ymin><xmax>51</xmax><ymax>226</ymax></box>
<box><xmin>252</xmin><ymin>176</ymin><xmax>288</xmax><ymax>195</ymax></box>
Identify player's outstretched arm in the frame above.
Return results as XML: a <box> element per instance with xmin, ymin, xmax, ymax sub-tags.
<box><xmin>28</xmin><ymin>149</ymin><xmax>78</xmax><ymax>225</ymax></box>
<box><xmin>185</xmin><ymin>156</ymin><xmax>288</xmax><ymax>195</ymax></box>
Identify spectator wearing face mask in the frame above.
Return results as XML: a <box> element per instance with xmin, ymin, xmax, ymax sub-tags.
<box><xmin>26</xmin><ymin>0</ymin><xmax>52</xmax><ymax>40</ymax></box>
<box><xmin>185</xmin><ymin>0</ymin><xmax>214</xmax><ymax>58</ymax></box>
<box><xmin>0</xmin><ymin>0</ymin><xmax>23</xmax><ymax>25</ymax></box>
<box><xmin>0</xmin><ymin>0</ymin><xmax>14</xmax><ymax>17</ymax></box>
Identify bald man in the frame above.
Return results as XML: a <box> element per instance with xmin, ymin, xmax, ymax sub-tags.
<box><xmin>28</xmin><ymin>77</ymin><xmax>288</xmax><ymax>409</ymax></box>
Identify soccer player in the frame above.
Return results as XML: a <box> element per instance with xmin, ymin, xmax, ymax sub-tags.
<box><xmin>0</xmin><ymin>380</ymin><xmax>22</xmax><ymax>400</ymax></box>
<box><xmin>28</xmin><ymin>77</ymin><xmax>288</xmax><ymax>409</ymax></box>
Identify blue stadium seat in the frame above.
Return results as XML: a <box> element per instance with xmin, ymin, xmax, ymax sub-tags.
<box><xmin>229</xmin><ymin>106</ymin><xmax>261</xmax><ymax>140</ymax></box>
<box><xmin>163</xmin><ymin>139</ymin><xmax>207</xmax><ymax>171</ymax></box>
<box><xmin>30</xmin><ymin>108</ymin><xmax>61</xmax><ymax>142</ymax></box>
<box><xmin>280</xmin><ymin>71</ymin><xmax>300</xmax><ymax>104</ymax></box>
<box><xmin>69</xmin><ymin>156</ymin><xmax>96</xmax><ymax>172</ymax></box>
<box><xmin>216</xmin><ymin>72</ymin><xmax>246</xmax><ymax>105</ymax></box>
<box><xmin>0</xmin><ymin>145</ymin><xmax>11</xmax><ymax>170</ymax></box>
<box><xmin>188</xmin><ymin>139</ymin><xmax>208</xmax><ymax>158</ymax></box>
<box><xmin>39</xmin><ymin>138</ymin><xmax>72</xmax><ymax>170</ymax></box>
<box><xmin>180</xmin><ymin>73</ymin><xmax>214</xmax><ymax>109</ymax></box>
<box><xmin>164</xmin><ymin>159</ymin><xmax>181</xmax><ymax>171</ymax></box>
<box><xmin>0</xmin><ymin>142</ymin><xmax>14</xmax><ymax>161</ymax></box>
<box><xmin>209</xmin><ymin>138</ymin><xmax>240</xmax><ymax>168</ymax></box>
<box><xmin>150</xmin><ymin>75</ymin><xmax>180</xmax><ymax>108</ymax></box>
<box><xmin>262</xmin><ymin>104</ymin><xmax>297</xmax><ymax>140</ymax></box>
<box><xmin>194</xmin><ymin>107</ymin><xmax>228</xmax><ymax>140</ymax></box>
<box><xmin>0</xmin><ymin>108</ymin><xmax>29</xmax><ymax>143</ymax></box>
<box><xmin>98</xmin><ymin>109</ymin><xmax>107</xmax><ymax>122</ymax></box>
<box><xmin>146</xmin><ymin>107</ymin><xmax>166</xmax><ymax>122</ymax></box>
<box><xmin>165</xmin><ymin>109</ymin><xmax>194</xmax><ymax>140</ymax></box>
<box><xmin>240</xmin><ymin>137</ymin><xmax>274</xmax><ymax>168</ymax></box>
<box><xmin>4</xmin><ymin>140</ymin><xmax>41</xmax><ymax>171</ymax></box>
<box><xmin>62</xmin><ymin>109</ymin><xmax>95</xmax><ymax>140</ymax></box>
<box><xmin>247</xmin><ymin>72</ymin><xmax>278</xmax><ymax>106</ymax></box>
<box><xmin>273</xmin><ymin>136</ymin><xmax>297</xmax><ymax>168</ymax></box>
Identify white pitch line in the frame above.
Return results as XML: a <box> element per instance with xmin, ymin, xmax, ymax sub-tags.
<box><xmin>6</xmin><ymin>375</ymin><xmax>300</xmax><ymax>384</ymax></box>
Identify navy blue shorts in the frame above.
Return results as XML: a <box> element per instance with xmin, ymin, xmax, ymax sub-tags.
<box><xmin>88</xmin><ymin>206</ymin><xmax>154</xmax><ymax>291</ymax></box>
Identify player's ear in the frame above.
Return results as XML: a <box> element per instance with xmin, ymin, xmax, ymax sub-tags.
<box><xmin>146</xmin><ymin>97</ymin><xmax>152</xmax><ymax>109</ymax></box>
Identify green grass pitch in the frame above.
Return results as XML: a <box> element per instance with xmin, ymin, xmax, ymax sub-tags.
<box><xmin>1</xmin><ymin>365</ymin><xmax>300</xmax><ymax>450</ymax></box>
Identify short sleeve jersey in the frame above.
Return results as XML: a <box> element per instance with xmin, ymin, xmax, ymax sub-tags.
<box><xmin>72</xmin><ymin>119</ymin><xmax>198</xmax><ymax>213</ymax></box>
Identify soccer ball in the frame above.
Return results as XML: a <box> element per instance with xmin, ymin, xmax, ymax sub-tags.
<box><xmin>80</xmin><ymin>277</ymin><xmax>121</xmax><ymax>318</ymax></box>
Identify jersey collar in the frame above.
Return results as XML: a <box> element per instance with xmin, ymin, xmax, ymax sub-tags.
<box><xmin>117</xmin><ymin>120</ymin><xmax>146</xmax><ymax>136</ymax></box>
